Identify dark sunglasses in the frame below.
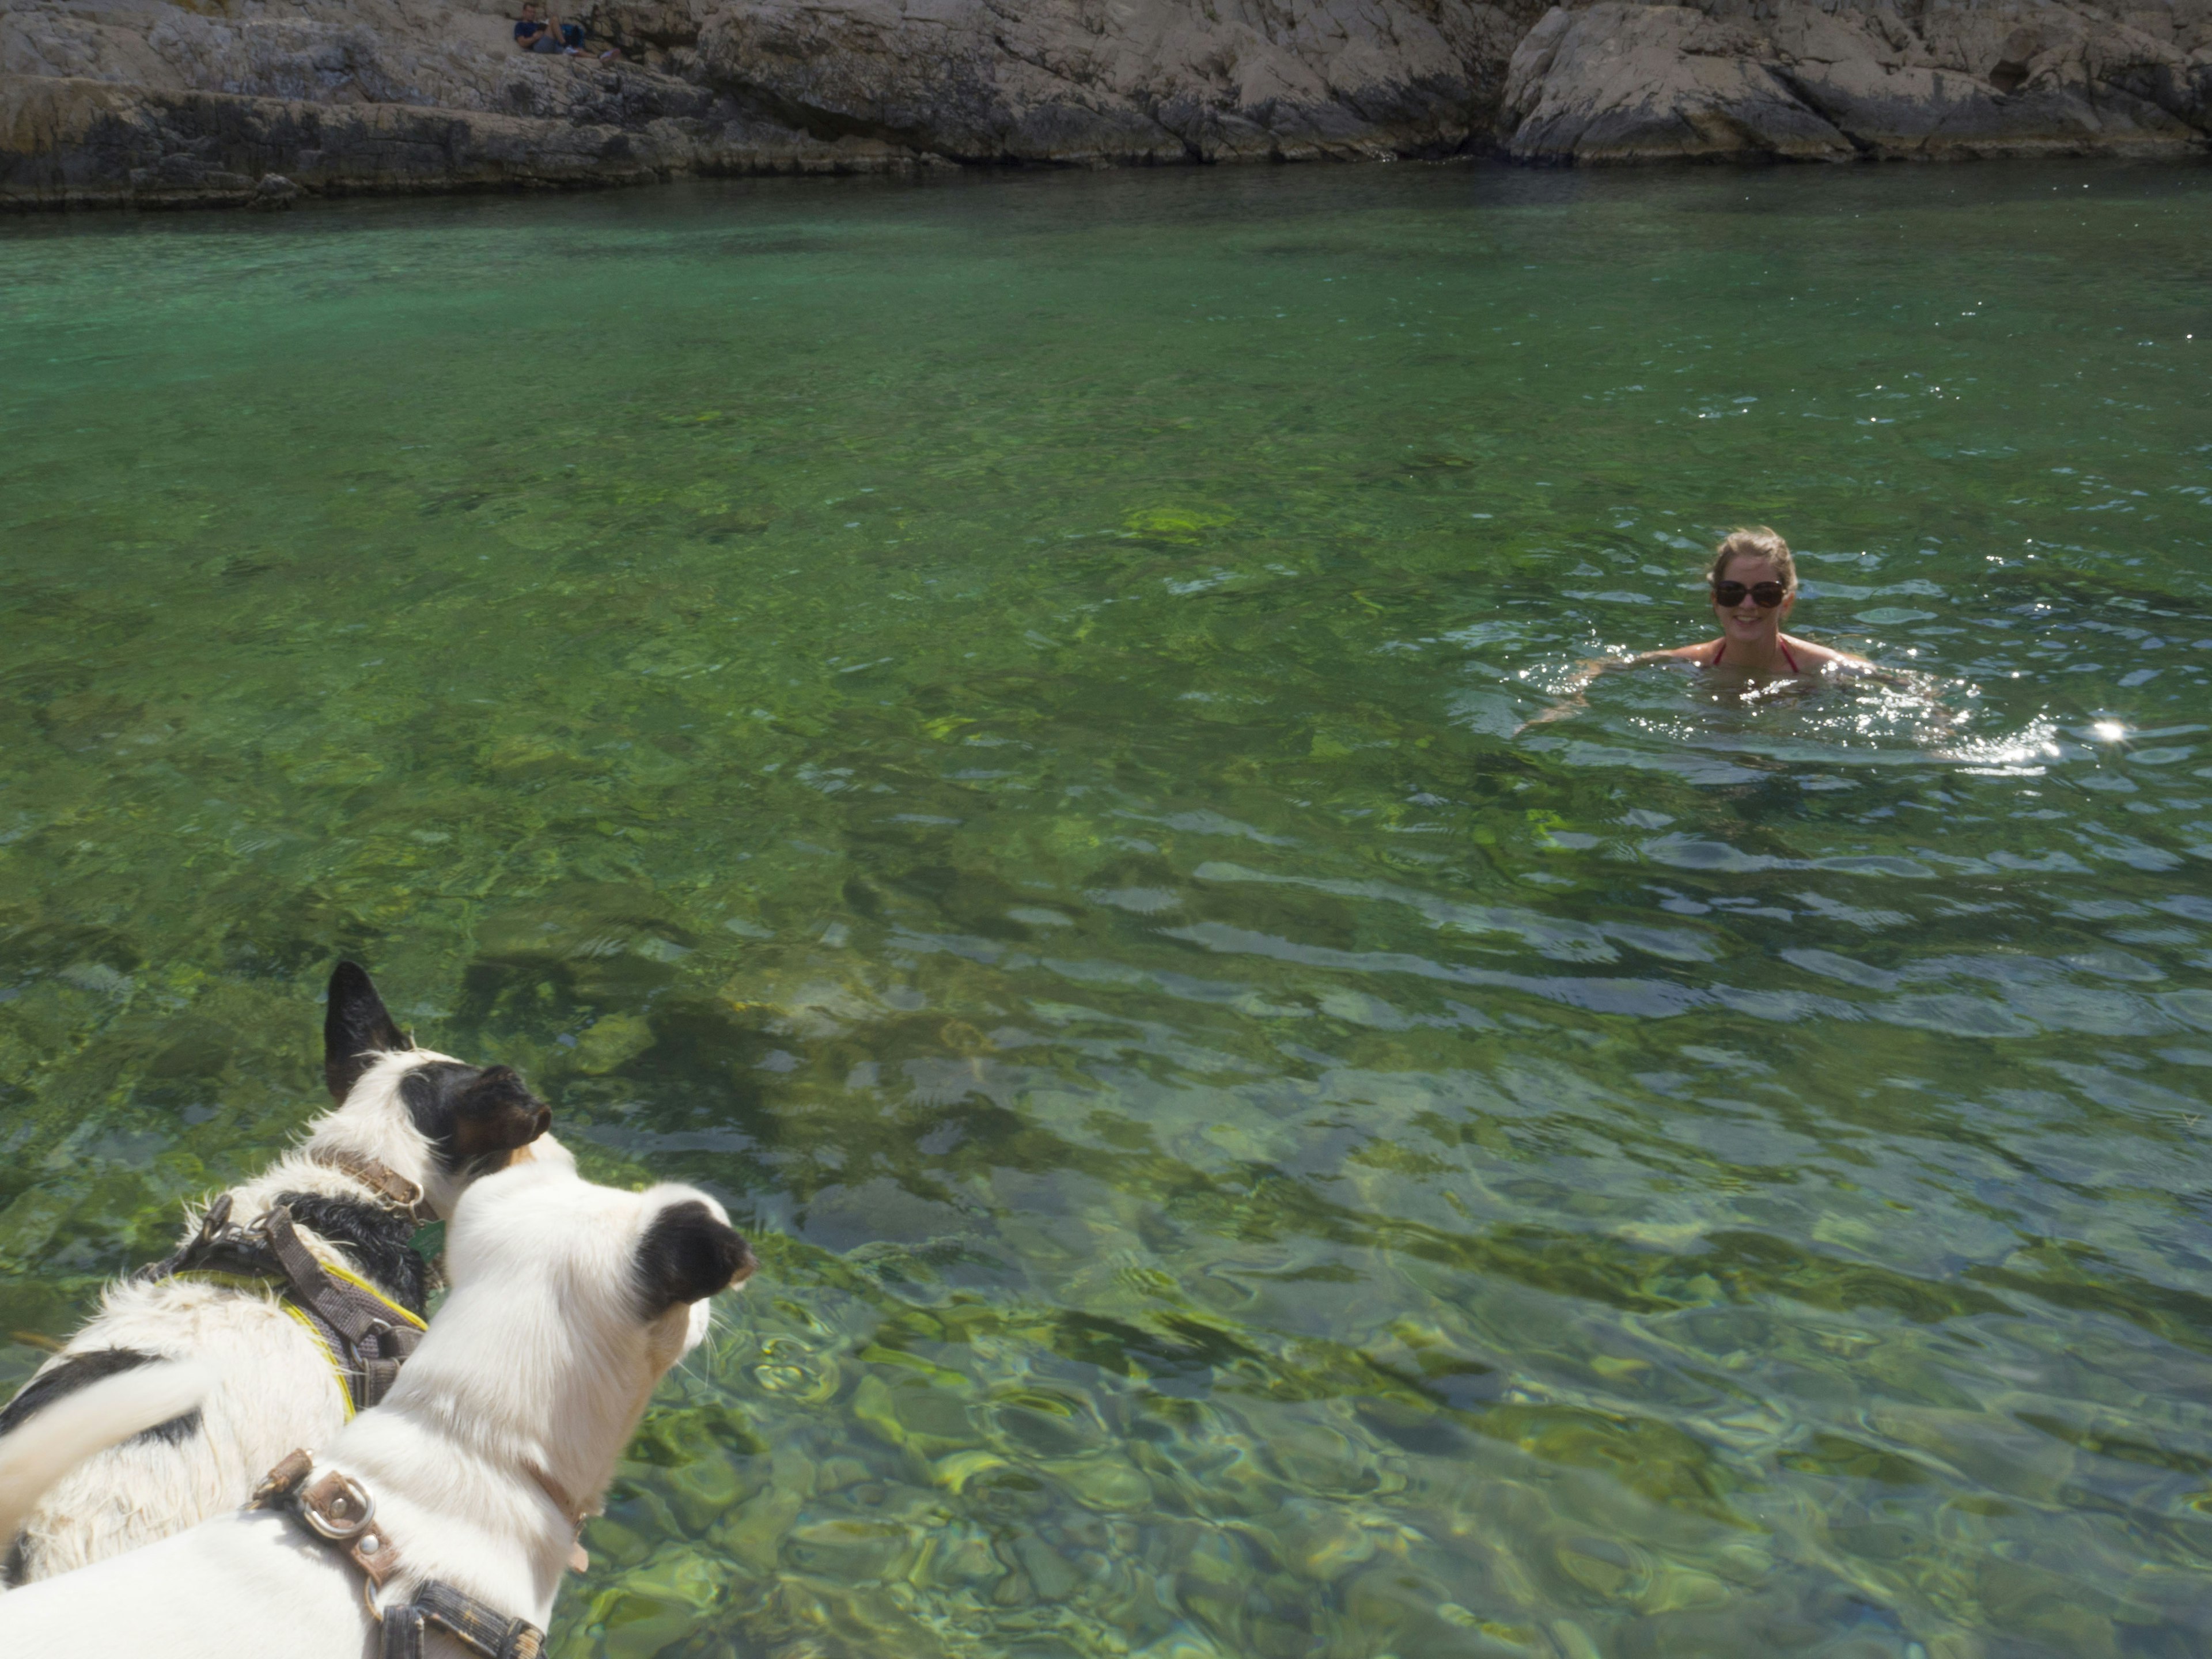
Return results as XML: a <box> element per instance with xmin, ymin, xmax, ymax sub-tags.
<box><xmin>1713</xmin><ymin>580</ymin><xmax>1787</xmax><ymax>609</ymax></box>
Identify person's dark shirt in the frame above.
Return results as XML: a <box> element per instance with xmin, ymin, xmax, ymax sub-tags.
<box><xmin>513</xmin><ymin>17</ymin><xmax>547</xmax><ymax>40</ymax></box>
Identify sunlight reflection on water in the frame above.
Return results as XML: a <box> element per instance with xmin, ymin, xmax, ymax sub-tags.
<box><xmin>3</xmin><ymin>161</ymin><xmax>2212</xmax><ymax>1659</ymax></box>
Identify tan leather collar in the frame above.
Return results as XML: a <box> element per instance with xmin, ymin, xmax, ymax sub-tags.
<box><xmin>251</xmin><ymin>1449</ymin><xmax>403</xmax><ymax>1597</ymax></box>
<box><xmin>249</xmin><ymin>1452</ymin><xmax>547</xmax><ymax>1659</ymax></box>
<box><xmin>260</xmin><ymin>1450</ymin><xmax>582</xmax><ymax>1575</ymax></box>
<box><xmin>310</xmin><ymin>1147</ymin><xmax>432</xmax><ymax>1222</ymax></box>
<box><xmin>524</xmin><ymin>1463</ymin><xmax>595</xmax><ymax>1574</ymax></box>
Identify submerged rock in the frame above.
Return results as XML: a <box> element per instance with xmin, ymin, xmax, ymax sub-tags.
<box><xmin>0</xmin><ymin>0</ymin><xmax>2207</xmax><ymax>203</ymax></box>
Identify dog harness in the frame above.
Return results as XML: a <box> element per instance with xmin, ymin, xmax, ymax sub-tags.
<box><xmin>135</xmin><ymin>1151</ymin><xmax>430</xmax><ymax>1413</ymax></box>
<box><xmin>249</xmin><ymin>1450</ymin><xmax>549</xmax><ymax>1659</ymax></box>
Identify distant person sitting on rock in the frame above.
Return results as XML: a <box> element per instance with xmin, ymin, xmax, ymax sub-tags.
<box><xmin>513</xmin><ymin>2</ymin><xmax>563</xmax><ymax>50</ymax></box>
<box><xmin>513</xmin><ymin>2</ymin><xmax>616</xmax><ymax>56</ymax></box>
<box><xmin>1520</xmin><ymin>525</ymin><xmax>1880</xmax><ymax>730</ymax></box>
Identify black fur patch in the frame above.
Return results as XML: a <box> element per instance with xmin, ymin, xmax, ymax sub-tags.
<box><xmin>634</xmin><ymin>1199</ymin><xmax>755</xmax><ymax>1318</ymax></box>
<box><xmin>400</xmin><ymin>1061</ymin><xmax>550</xmax><ymax>1175</ymax></box>
<box><xmin>324</xmin><ymin>961</ymin><xmax>409</xmax><ymax>1103</ymax></box>
<box><xmin>400</xmin><ymin>1060</ymin><xmax>479</xmax><ymax>1146</ymax></box>
<box><xmin>0</xmin><ymin>1347</ymin><xmax>202</xmax><ymax>1449</ymax></box>
<box><xmin>274</xmin><ymin>1191</ymin><xmax>429</xmax><ymax>1316</ymax></box>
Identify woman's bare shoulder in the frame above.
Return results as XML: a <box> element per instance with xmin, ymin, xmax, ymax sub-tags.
<box><xmin>1637</xmin><ymin>641</ymin><xmax>1717</xmax><ymax>665</ymax></box>
<box><xmin>1785</xmin><ymin>634</ymin><xmax>1878</xmax><ymax>672</ymax></box>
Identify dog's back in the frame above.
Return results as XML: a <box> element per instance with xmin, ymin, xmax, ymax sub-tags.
<box><xmin>0</xmin><ymin>1358</ymin><xmax>215</xmax><ymax>1569</ymax></box>
<box><xmin>0</xmin><ymin>1507</ymin><xmax>364</xmax><ymax>1659</ymax></box>
<box><xmin>1</xmin><ymin>1279</ymin><xmax>342</xmax><ymax>1583</ymax></box>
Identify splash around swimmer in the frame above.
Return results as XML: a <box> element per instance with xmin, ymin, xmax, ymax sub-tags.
<box><xmin>1522</xmin><ymin>525</ymin><xmax>1881</xmax><ymax>732</ymax></box>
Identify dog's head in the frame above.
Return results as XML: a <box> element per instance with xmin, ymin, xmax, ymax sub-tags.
<box><xmin>447</xmin><ymin>1162</ymin><xmax>755</xmax><ymax>1360</ymax></box>
<box><xmin>410</xmin><ymin>1161</ymin><xmax>757</xmax><ymax>1503</ymax></box>
<box><xmin>312</xmin><ymin>961</ymin><xmax>553</xmax><ymax>1218</ymax></box>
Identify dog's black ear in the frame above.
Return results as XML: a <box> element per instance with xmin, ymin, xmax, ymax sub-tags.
<box><xmin>324</xmin><ymin>961</ymin><xmax>409</xmax><ymax>1102</ymax></box>
<box><xmin>450</xmin><ymin>1066</ymin><xmax>551</xmax><ymax>1160</ymax></box>
<box><xmin>634</xmin><ymin>1199</ymin><xmax>755</xmax><ymax>1318</ymax></box>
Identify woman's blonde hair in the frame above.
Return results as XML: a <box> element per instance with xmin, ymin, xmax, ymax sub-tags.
<box><xmin>1707</xmin><ymin>526</ymin><xmax>1796</xmax><ymax>590</ymax></box>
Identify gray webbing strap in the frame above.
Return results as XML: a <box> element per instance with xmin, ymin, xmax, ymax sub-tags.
<box><xmin>260</xmin><ymin>1205</ymin><xmax>424</xmax><ymax>1412</ymax></box>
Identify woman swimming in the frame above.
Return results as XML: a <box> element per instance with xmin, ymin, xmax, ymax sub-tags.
<box><xmin>1522</xmin><ymin>526</ymin><xmax>1876</xmax><ymax>730</ymax></box>
<box><xmin>1646</xmin><ymin>527</ymin><xmax>1872</xmax><ymax>676</ymax></box>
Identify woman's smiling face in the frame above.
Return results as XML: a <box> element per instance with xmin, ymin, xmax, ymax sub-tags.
<box><xmin>1712</xmin><ymin>552</ymin><xmax>1794</xmax><ymax>646</ymax></box>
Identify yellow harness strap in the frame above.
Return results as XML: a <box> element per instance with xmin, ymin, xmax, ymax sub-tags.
<box><xmin>173</xmin><ymin>1258</ymin><xmax>426</xmax><ymax>1420</ymax></box>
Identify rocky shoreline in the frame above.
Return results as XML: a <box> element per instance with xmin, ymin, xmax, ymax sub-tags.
<box><xmin>2</xmin><ymin>0</ymin><xmax>2207</xmax><ymax>209</ymax></box>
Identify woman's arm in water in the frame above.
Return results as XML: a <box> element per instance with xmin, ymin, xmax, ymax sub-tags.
<box><xmin>1786</xmin><ymin>635</ymin><xmax>1971</xmax><ymax>734</ymax></box>
<box><xmin>1516</xmin><ymin>645</ymin><xmax>1710</xmax><ymax>733</ymax></box>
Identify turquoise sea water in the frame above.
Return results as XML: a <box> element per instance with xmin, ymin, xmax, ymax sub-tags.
<box><xmin>3</xmin><ymin>161</ymin><xmax>2210</xmax><ymax>1658</ymax></box>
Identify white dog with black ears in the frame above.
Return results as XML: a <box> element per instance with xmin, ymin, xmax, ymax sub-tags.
<box><xmin>0</xmin><ymin>1157</ymin><xmax>756</xmax><ymax>1658</ymax></box>
<box><xmin>0</xmin><ymin>960</ymin><xmax>555</xmax><ymax>1585</ymax></box>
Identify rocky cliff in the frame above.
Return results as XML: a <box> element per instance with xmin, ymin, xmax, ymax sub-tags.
<box><xmin>1503</xmin><ymin>0</ymin><xmax>2212</xmax><ymax>161</ymax></box>
<box><xmin>2</xmin><ymin>0</ymin><xmax>2207</xmax><ymax>207</ymax></box>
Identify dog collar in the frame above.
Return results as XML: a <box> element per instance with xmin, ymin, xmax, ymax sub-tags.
<box><xmin>310</xmin><ymin>1147</ymin><xmax>434</xmax><ymax>1222</ymax></box>
<box><xmin>251</xmin><ymin>1450</ymin><xmax>547</xmax><ymax>1659</ymax></box>
<box><xmin>524</xmin><ymin>1461</ymin><xmax>597</xmax><ymax>1574</ymax></box>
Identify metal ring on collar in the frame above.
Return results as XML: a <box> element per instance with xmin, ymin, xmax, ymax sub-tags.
<box><xmin>302</xmin><ymin>1474</ymin><xmax>377</xmax><ymax>1541</ymax></box>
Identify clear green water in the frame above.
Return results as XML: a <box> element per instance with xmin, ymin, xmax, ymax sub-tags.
<box><xmin>4</xmin><ymin>162</ymin><xmax>2211</xmax><ymax>1658</ymax></box>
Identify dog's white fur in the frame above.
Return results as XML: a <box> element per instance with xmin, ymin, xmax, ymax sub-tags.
<box><xmin>0</xmin><ymin>1050</ymin><xmax>569</xmax><ymax>1584</ymax></box>
<box><xmin>0</xmin><ymin>1362</ymin><xmax>216</xmax><ymax>1556</ymax></box>
<box><xmin>0</xmin><ymin>1160</ymin><xmax>744</xmax><ymax>1658</ymax></box>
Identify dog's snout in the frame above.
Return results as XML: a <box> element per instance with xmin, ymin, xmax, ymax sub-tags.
<box><xmin>726</xmin><ymin>1234</ymin><xmax>759</xmax><ymax>1289</ymax></box>
<box><xmin>636</xmin><ymin>1200</ymin><xmax>760</xmax><ymax>1313</ymax></box>
<box><xmin>699</xmin><ymin>1221</ymin><xmax>755</xmax><ymax>1294</ymax></box>
<box><xmin>452</xmin><ymin>1064</ymin><xmax>552</xmax><ymax>1155</ymax></box>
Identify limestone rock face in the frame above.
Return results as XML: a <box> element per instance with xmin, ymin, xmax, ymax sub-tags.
<box><xmin>0</xmin><ymin>0</ymin><xmax>942</xmax><ymax>205</ymax></box>
<box><xmin>3</xmin><ymin>0</ymin><xmax>2210</xmax><ymax>204</ymax></box>
<box><xmin>1500</xmin><ymin>0</ymin><xmax>2212</xmax><ymax>161</ymax></box>
<box><xmin>0</xmin><ymin>0</ymin><xmax>1546</xmax><ymax>204</ymax></box>
<box><xmin>692</xmin><ymin>0</ymin><xmax>1545</xmax><ymax>162</ymax></box>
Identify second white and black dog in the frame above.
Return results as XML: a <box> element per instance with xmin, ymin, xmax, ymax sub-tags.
<box><xmin>0</xmin><ymin>960</ymin><xmax>555</xmax><ymax>1585</ymax></box>
<box><xmin>0</xmin><ymin>1157</ymin><xmax>755</xmax><ymax>1658</ymax></box>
